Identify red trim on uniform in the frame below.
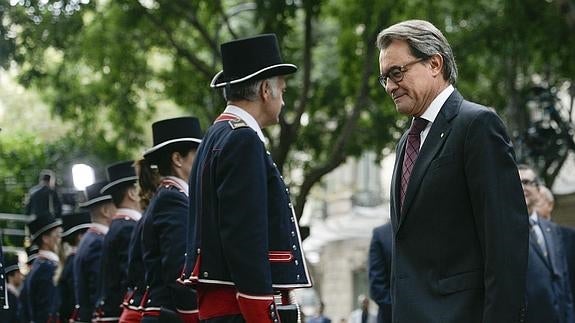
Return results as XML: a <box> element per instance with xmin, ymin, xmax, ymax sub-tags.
<box><xmin>214</xmin><ymin>113</ymin><xmax>239</xmax><ymax>123</ymax></box>
<box><xmin>160</xmin><ymin>178</ymin><xmax>186</xmax><ymax>193</ymax></box>
<box><xmin>119</xmin><ymin>307</ymin><xmax>142</xmax><ymax>323</ymax></box>
<box><xmin>197</xmin><ymin>285</ymin><xmax>241</xmax><ymax>319</ymax></box>
<box><xmin>236</xmin><ymin>293</ymin><xmax>278</xmax><ymax>323</ymax></box>
<box><xmin>190</xmin><ymin>254</ymin><xmax>201</xmax><ymax>283</ymax></box>
<box><xmin>268</xmin><ymin>251</ymin><xmax>294</xmax><ymax>263</ymax></box>
<box><xmin>142</xmin><ymin>310</ymin><xmax>161</xmax><ymax>317</ymax></box>
<box><xmin>177</xmin><ymin>311</ymin><xmax>199</xmax><ymax>323</ymax></box>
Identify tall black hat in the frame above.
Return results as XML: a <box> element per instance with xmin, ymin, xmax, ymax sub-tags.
<box><xmin>143</xmin><ymin>117</ymin><xmax>203</xmax><ymax>158</ymax></box>
<box><xmin>3</xmin><ymin>252</ymin><xmax>20</xmax><ymax>274</ymax></box>
<box><xmin>79</xmin><ymin>180</ymin><xmax>112</xmax><ymax>209</ymax></box>
<box><xmin>28</xmin><ymin>215</ymin><xmax>62</xmax><ymax>242</ymax></box>
<box><xmin>26</xmin><ymin>245</ymin><xmax>39</xmax><ymax>264</ymax></box>
<box><xmin>61</xmin><ymin>211</ymin><xmax>92</xmax><ymax>238</ymax></box>
<box><xmin>100</xmin><ymin>161</ymin><xmax>138</xmax><ymax>194</ymax></box>
<box><xmin>210</xmin><ymin>33</ymin><xmax>297</xmax><ymax>88</ymax></box>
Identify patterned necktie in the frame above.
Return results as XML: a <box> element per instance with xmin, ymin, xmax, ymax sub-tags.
<box><xmin>529</xmin><ymin>217</ymin><xmax>548</xmax><ymax>259</ymax></box>
<box><xmin>400</xmin><ymin>117</ymin><xmax>429</xmax><ymax>210</ymax></box>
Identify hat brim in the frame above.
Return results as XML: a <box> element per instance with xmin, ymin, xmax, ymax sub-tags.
<box><xmin>5</xmin><ymin>264</ymin><xmax>20</xmax><ymax>274</ymax></box>
<box><xmin>210</xmin><ymin>64</ymin><xmax>297</xmax><ymax>88</ymax></box>
<box><xmin>62</xmin><ymin>223</ymin><xmax>93</xmax><ymax>237</ymax></box>
<box><xmin>100</xmin><ymin>176</ymin><xmax>138</xmax><ymax>194</ymax></box>
<box><xmin>79</xmin><ymin>195</ymin><xmax>112</xmax><ymax>209</ymax></box>
<box><xmin>30</xmin><ymin>219</ymin><xmax>62</xmax><ymax>242</ymax></box>
<box><xmin>143</xmin><ymin>138</ymin><xmax>202</xmax><ymax>158</ymax></box>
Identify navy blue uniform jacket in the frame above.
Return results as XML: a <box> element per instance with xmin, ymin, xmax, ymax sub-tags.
<box><xmin>141</xmin><ymin>179</ymin><xmax>196</xmax><ymax>313</ymax></box>
<box><xmin>184</xmin><ymin>115</ymin><xmax>312</xmax><ymax>294</ymax></box>
<box><xmin>74</xmin><ymin>229</ymin><xmax>105</xmax><ymax>322</ymax></box>
<box><xmin>389</xmin><ymin>90</ymin><xmax>528</xmax><ymax>323</ymax></box>
<box><xmin>20</xmin><ymin>254</ymin><xmax>59</xmax><ymax>323</ymax></box>
<box><xmin>525</xmin><ymin>218</ymin><xmax>574</xmax><ymax>323</ymax></box>
<box><xmin>99</xmin><ymin>213</ymin><xmax>138</xmax><ymax>318</ymax></box>
<box><xmin>369</xmin><ymin>223</ymin><xmax>392</xmax><ymax>323</ymax></box>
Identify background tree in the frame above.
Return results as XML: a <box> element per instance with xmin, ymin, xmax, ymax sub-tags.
<box><xmin>1</xmin><ymin>0</ymin><xmax>574</xmax><ymax>227</ymax></box>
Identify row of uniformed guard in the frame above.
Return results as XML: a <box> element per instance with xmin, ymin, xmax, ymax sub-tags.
<box><xmin>1</xmin><ymin>115</ymin><xmax>204</xmax><ymax>323</ymax></box>
<box><xmin>2</xmin><ymin>33</ymin><xmax>313</xmax><ymax>323</ymax></box>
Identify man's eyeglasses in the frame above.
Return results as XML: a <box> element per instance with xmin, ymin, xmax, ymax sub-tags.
<box><xmin>520</xmin><ymin>179</ymin><xmax>538</xmax><ymax>186</ymax></box>
<box><xmin>378</xmin><ymin>58</ymin><xmax>425</xmax><ymax>88</ymax></box>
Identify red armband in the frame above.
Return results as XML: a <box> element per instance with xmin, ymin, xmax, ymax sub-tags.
<box><xmin>236</xmin><ymin>292</ymin><xmax>280</xmax><ymax>323</ymax></box>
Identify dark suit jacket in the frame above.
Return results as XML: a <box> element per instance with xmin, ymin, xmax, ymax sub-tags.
<box><xmin>369</xmin><ymin>223</ymin><xmax>392</xmax><ymax>323</ymax></box>
<box><xmin>560</xmin><ymin>224</ymin><xmax>575</xmax><ymax>318</ymax></box>
<box><xmin>389</xmin><ymin>89</ymin><xmax>529</xmax><ymax>323</ymax></box>
<box><xmin>25</xmin><ymin>185</ymin><xmax>62</xmax><ymax>218</ymax></box>
<box><xmin>124</xmin><ymin>216</ymin><xmax>146</xmax><ymax>311</ymax></box>
<box><xmin>525</xmin><ymin>219</ymin><xmax>574</xmax><ymax>323</ymax></box>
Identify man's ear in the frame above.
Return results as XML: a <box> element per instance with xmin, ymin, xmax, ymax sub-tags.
<box><xmin>260</xmin><ymin>79</ymin><xmax>271</xmax><ymax>101</ymax></box>
<box><xmin>429</xmin><ymin>54</ymin><xmax>444</xmax><ymax>77</ymax></box>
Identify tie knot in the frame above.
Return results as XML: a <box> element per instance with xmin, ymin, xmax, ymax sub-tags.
<box><xmin>529</xmin><ymin>217</ymin><xmax>537</xmax><ymax>227</ymax></box>
<box><xmin>409</xmin><ymin>117</ymin><xmax>428</xmax><ymax>135</ymax></box>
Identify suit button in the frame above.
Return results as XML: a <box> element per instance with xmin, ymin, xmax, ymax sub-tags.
<box><xmin>203</xmin><ymin>271</ymin><xmax>208</xmax><ymax>278</ymax></box>
<box><xmin>292</xmin><ymin>245</ymin><xmax>297</xmax><ymax>251</ymax></box>
<box><xmin>291</xmin><ymin>231</ymin><xmax>295</xmax><ymax>237</ymax></box>
<box><xmin>197</xmin><ymin>248</ymin><xmax>200</xmax><ymax>254</ymax></box>
<box><xmin>297</xmin><ymin>274</ymin><xmax>300</xmax><ymax>280</ymax></box>
<box><xmin>129</xmin><ymin>299</ymin><xmax>134</xmax><ymax>304</ymax></box>
<box><xmin>295</xmin><ymin>260</ymin><xmax>299</xmax><ymax>265</ymax></box>
<box><xmin>288</xmin><ymin>202</ymin><xmax>292</xmax><ymax>208</ymax></box>
<box><xmin>291</xmin><ymin>217</ymin><xmax>295</xmax><ymax>223</ymax></box>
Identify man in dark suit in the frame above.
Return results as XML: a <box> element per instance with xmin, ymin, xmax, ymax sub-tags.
<box><xmin>377</xmin><ymin>20</ymin><xmax>529</xmax><ymax>322</ymax></box>
<box><xmin>368</xmin><ymin>223</ymin><xmax>392</xmax><ymax>323</ymax></box>
<box><xmin>182</xmin><ymin>34</ymin><xmax>312</xmax><ymax>322</ymax></box>
<box><xmin>25</xmin><ymin>169</ymin><xmax>62</xmax><ymax>219</ymax></box>
<box><xmin>518</xmin><ymin>165</ymin><xmax>574</xmax><ymax>323</ymax></box>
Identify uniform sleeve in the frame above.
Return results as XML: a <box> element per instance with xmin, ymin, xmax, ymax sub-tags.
<box><xmin>464</xmin><ymin>110</ymin><xmax>529</xmax><ymax>322</ymax></box>
<box><xmin>31</xmin><ymin>265</ymin><xmax>56</xmax><ymax>323</ymax></box>
<box><xmin>87</xmin><ymin>238</ymin><xmax>104</xmax><ymax>309</ymax></box>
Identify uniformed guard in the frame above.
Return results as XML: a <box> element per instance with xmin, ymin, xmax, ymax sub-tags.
<box><xmin>138</xmin><ymin>117</ymin><xmax>202</xmax><ymax>323</ymax></box>
<box><xmin>0</xmin><ymin>251</ymin><xmax>22</xmax><ymax>323</ymax></box>
<box><xmin>181</xmin><ymin>34</ymin><xmax>312</xmax><ymax>323</ymax></box>
<box><xmin>97</xmin><ymin>161</ymin><xmax>142</xmax><ymax>322</ymax></box>
<box><xmin>19</xmin><ymin>215</ymin><xmax>63</xmax><ymax>323</ymax></box>
<box><xmin>74</xmin><ymin>181</ymin><xmax>115</xmax><ymax>323</ymax></box>
<box><xmin>59</xmin><ymin>211</ymin><xmax>92</xmax><ymax>322</ymax></box>
<box><xmin>0</xmin><ymin>241</ymin><xmax>7</xmax><ymax>313</ymax></box>
<box><xmin>119</xmin><ymin>217</ymin><xmax>145</xmax><ymax>323</ymax></box>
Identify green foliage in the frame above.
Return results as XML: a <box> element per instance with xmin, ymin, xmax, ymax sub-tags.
<box><xmin>1</xmin><ymin>0</ymin><xmax>574</xmax><ymax>218</ymax></box>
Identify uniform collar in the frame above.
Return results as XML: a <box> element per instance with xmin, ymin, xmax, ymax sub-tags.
<box><xmin>92</xmin><ymin>223</ymin><xmax>109</xmax><ymax>235</ymax></box>
<box><xmin>420</xmin><ymin>84</ymin><xmax>454</xmax><ymax>124</ymax></box>
<box><xmin>163</xmin><ymin>176</ymin><xmax>189</xmax><ymax>196</ymax></box>
<box><xmin>223</xmin><ymin>105</ymin><xmax>267</xmax><ymax>143</ymax></box>
<box><xmin>38</xmin><ymin>250</ymin><xmax>59</xmax><ymax>264</ymax></box>
<box><xmin>116</xmin><ymin>208</ymin><xmax>142</xmax><ymax>221</ymax></box>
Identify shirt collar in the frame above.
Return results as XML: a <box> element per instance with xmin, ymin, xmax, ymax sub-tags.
<box><xmin>92</xmin><ymin>223</ymin><xmax>109</xmax><ymax>235</ymax></box>
<box><xmin>529</xmin><ymin>211</ymin><xmax>539</xmax><ymax>224</ymax></box>
<box><xmin>38</xmin><ymin>250</ymin><xmax>59</xmax><ymax>263</ymax></box>
<box><xmin>164</xmin><ymin>176</ymin><xmax>189</xmax><ymax>196</ymax></box>
<box><xmin>420</xmin><ymin>85</ymin><xmax>454</xmax><ymax>124</ymax></box>
<box><xmin>223</xmin><ymin>105</ymin><xmax>267</xmax><ymax>143</ymax></box>
<box><xmin>116</xmin><ymin>208</ymin><xmax>142</xmax><ymax>221</ymax></box>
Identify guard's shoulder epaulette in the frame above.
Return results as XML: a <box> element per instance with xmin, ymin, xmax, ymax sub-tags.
<box><xmin>228</xmin><ymin>118</ymin><xmax>249</xmax><ymax>130</ymax></box>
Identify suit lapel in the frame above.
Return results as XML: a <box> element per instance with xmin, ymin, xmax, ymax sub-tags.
<box><xmin>391</xmin><ymin>132</ymin><xmax>408</xmax><ymax>230</ymax></box>
<box><xmin>539</xmin><ymin>220</ymin><xmax>557</xmax><ymax>272</ymax></box>
<box><xmin>530</xmin><ymin>237</ymin><xmax>552</xmax><ymax>271</ymax></box>
<box><xmin>398</xmin><ymin>90</ymin><xmax>462</xmax><ymax>229</ymax></box>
